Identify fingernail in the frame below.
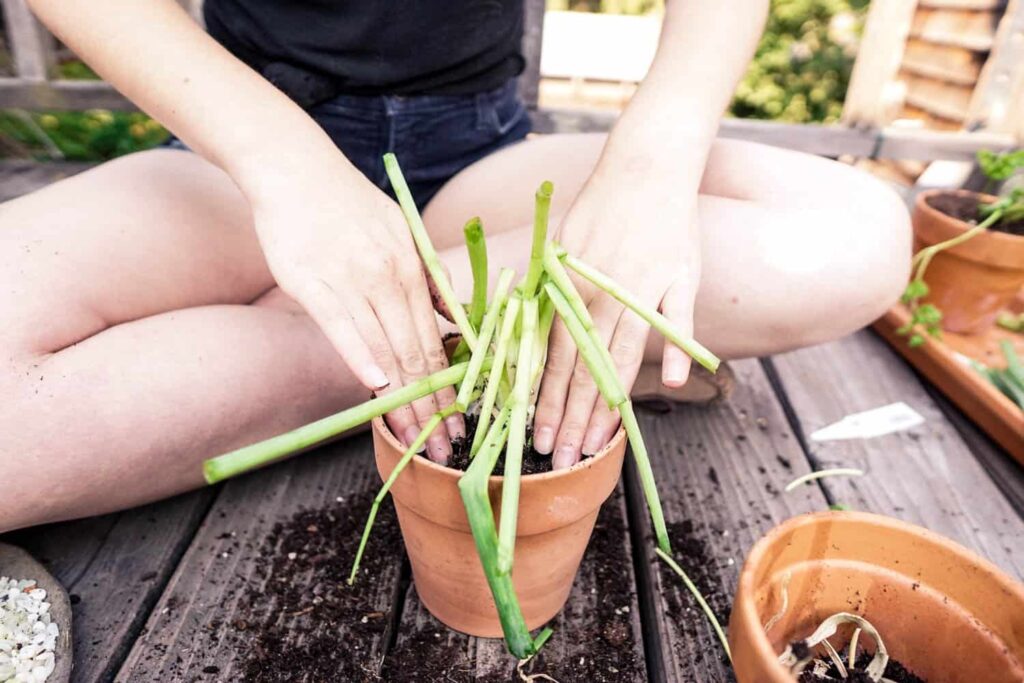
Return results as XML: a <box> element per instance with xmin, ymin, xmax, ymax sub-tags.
<box><xmin>368</xmin><ymin>366</ymin><xmax>390</xmax><ymax>390</ymax></box>
<box><xmin>582</xmin><ymin>428</ymin><xmax>606</xmax><ymax>456</ymax></box>
<box><xmin>533</xmin><ymin>426</ymin><xmax>554</xmax><ymax>454</ymax></box>
<box><xmin>553</xmin><ymin>445</ymin><xmax>577</xmax><ymax>470</ymax></box>
<box><xmin>445</xmin><ymin>415</ymin><xmax>465</xmax><ymax>439</ymax></box>
<box><xmin>663</xmin><ymin>366</ymin><xmax>688</xmax><ymax>388</ymax></box>
<box><xmin>427</xmin><ymin>433</ymin><xmax>450</xmax><ymax>464</ymax></box>
<box><xmin>404</xmin><ymin>426</ymin><xmax>425</xmax><ymax>452</ymax></box>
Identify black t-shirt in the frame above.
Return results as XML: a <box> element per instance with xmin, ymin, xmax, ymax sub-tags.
<box><xmin>204</xmin><ymin>0</ymin><xmax>525</xmax><ymax>105</ymax></box>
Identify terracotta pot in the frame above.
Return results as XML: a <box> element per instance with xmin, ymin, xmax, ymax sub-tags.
<box><xmin>913</xmin><ymin>189</ymin><xmax>1024</xmax><ymax>334</ymax></box>
<box><xmin>729</xmin><ymin>511</ymin><xmax>1024</xmax><ymax>683</ymax></box>
<box><xmin>372</xmin><ymin>417</ymin><xmax>626</xmax><ymax>637</ymax></box>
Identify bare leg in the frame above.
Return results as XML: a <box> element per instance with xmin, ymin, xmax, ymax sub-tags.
<box><xmin>0</xmin><ymin>151</ymin><xmax>365</xmax><ymax>530</ymax></box>
<box><xmin>424</xmin><ymin>134</ymin><xmax>912</xmax><ymax>359</ymax></box>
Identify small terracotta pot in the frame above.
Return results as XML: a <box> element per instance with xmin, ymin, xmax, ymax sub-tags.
<box><xmin>372</xmin><ymin>418</ymin><xmax>626</xmax><ymax>637</ymax></box>
<box><xmin>729</xmin><ymin>511</ymin><xmax>1024</xmax><ymax>683</ymax></box>
<box><xmin>913</xmin><ymin>189</ymin><xmax>1024</xmax><ymax>334</ymax></box>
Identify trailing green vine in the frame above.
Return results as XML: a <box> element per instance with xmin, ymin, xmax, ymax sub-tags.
<box><xmin>899</xmin><ymin>150</ymin><xmax>1024</xmax><ymax>347</ymax></box>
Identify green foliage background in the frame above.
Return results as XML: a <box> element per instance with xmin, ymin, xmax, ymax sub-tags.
<box><xmin>0</xmin><ymin>0</ymin><xmax>868</xmax><ymax>161</ymax></box>
<box><xmin>731</xmin><ymin>0</ymin><xmax>870</xmax><ymax>123</ymax></box>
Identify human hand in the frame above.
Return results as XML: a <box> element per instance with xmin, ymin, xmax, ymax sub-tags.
<box><xmin>247</xmin><ymin>158</ymin><xmax>462</xmax><ymax>463</ymax></box>
<box><xmin>534</xmin><ymin>164</ymin><xmax>701</xmax><ymax>469</ymax></box>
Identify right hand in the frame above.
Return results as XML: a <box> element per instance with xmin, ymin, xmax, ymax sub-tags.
<box><xmin>246</xmin><ymin>157</ymin><xmax>462</xmax><ymax>463</ymax></box>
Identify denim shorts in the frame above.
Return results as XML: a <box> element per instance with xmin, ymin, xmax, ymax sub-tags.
<box><xmin>167</xmin><ymin>79</ymin><xmax>531</xmax><ymax>208</ymax></box>
<box><xmin>310</xmin><ymin>79</ymin><xmax>531</xmax><ymax>207</ymax></box>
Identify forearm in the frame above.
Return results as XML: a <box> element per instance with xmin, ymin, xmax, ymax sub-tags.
<box><xmin>27</xmin><ymin>0</ymin><xmax>359</xmax><ymax>198</ymax></box>
<box><xmin>601</xmin><ymin>0</ymin><xmax>769</xmax><ymax>176</ymax></box>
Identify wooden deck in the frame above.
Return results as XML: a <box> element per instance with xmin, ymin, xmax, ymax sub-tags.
<box><xmin>1</xmin><ymin>163</ymin><xmax>1022</xmax><ymax>683</ymax></box>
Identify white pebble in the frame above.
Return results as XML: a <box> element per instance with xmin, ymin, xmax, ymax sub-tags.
<box><xmin>0</xmin><ymin>576</ymin><xmax>58</xmax><ymax>683</ymax></box>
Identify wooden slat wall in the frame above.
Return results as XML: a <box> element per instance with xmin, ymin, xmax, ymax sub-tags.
<box><xmin>842</xmin><ymin>0</ymin><xmax>919</xmax><ymax>127</ymax></box>
<box><xmin>898</xmin><ymin>2</ymin><xmax>1008</xmax><ymax>129</ymax></box>
<box><xmin>967</xmin><ymin>0</ymin><xmax>1024</xmax><ymax>135</ymax></box>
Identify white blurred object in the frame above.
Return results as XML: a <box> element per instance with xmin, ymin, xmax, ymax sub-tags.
<box><xmin>810</xmin><ymin>402</ymin><xmax>925</xmax><ymax>442</ymax></box>
<box><xmin>540</xmin><ymin>11</ymin><xmax>660</xmax><ymax>83</ymax></box>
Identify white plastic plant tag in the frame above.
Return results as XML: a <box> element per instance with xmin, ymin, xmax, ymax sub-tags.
<box><xmin>810</xmin><ymin>402</ymin><xmax>924</xmax><ymax>442</ymax></box>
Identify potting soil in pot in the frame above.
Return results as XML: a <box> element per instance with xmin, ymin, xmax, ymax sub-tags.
<box><xmin>445</xmin><ymin>412</ymin><xmax>591</xmax><ymax>475</ymax></box>
<box><xmin>789</xmin><ymin>644</ymin><xmax>926</xmax><ymax>683</ymax></box>
<box><xmin>926</xmin><ymin>193</ymin><xmax>1024</xmax><ymax>236</ymax></box>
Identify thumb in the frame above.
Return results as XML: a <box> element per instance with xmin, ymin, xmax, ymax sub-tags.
<box><xmin>660</xmin><ymin>279</ymin><xmax>696</xmax><ymax>388</ymax></box>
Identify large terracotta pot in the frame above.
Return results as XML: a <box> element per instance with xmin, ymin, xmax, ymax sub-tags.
<box><xmin>729</xmin><ymin>511</ymin><xmax>1024</xmax><ymax>683</ymax></box>
<box><xmin>913</xmin><ymin>189</ymin><xmax>1024</xmax><ymax>334</ymax></box>
<box><xmin>372</xmin><ymin>417</ymin><xmax>626</xmax><ymax>637</ymax></box>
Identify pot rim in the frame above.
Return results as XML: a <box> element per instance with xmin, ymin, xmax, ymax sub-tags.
<box><xmin>916</xmin><ymin>189</ymin><xmax>1024</xmax><ymax>247</ymax></box>
<box><xmin>371</xmin><ymin>415</ymin><xmax>627</xmax><ymax>483</ymax></box>
<box><xmin>733</xmin><ymin>510</ymin><xmax>1024</xmax><ymax>675</ymax></box>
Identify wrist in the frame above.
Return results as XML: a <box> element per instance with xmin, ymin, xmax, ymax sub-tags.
<box><xmin>226</xmin><ymin>128</ymin><xmax>365</xmax><ymax>207</ymax></box>
<box><xmin>599</xmin><ymin>111</ymin><xmax>715</xmax><ymax>185</ymax></box>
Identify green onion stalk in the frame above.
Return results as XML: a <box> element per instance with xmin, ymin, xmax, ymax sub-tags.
<box><xmin>452</xmin><ymin>217</ymin><xmax>489</xmax><ymax>363</ymax></box>
<box><xmin>455</xmin><ymin>268</ymin><xmax>516</xmax><ymax>411</ymax></box>
<box><xmin>498</xmin><ymin>297</ymin><xmax>539</xmax><ymax>574</ymax></box>
<box><xmin>384</xmin><ymin>153</ymin><xmax>477</xmax><ymax>349</ymax></box>
<box><xmin>200</xmin><ymin>156</ymin><xmax>721</xmax><ymax>658</ymax></box>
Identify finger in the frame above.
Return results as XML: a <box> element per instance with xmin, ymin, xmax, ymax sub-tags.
<box><xmin>582</xmin><ymin>309</ymin><xmax>650</xmax><ymax>455</ymax></box>
<box><xmin>533</xmin><ymin>316</ymin><xmax>577</xmax><ymax>455</ymax></box>
<box><xmin>552</xmin><ymin>302</ymin><xmax>620</xmax><ymax>469</ymax></box>
<box><xmin>291</xmin><ymin>276</ymin><xmax>391</xmax><ymax>391</ymax></box>
<box><xmin>333</xmin><ymin>292</ymin><xmax>420</xmax><ymax>448</ymax></box>
<box><xmin>373</xmin><ymin>283</ymin><xmax>451</xmax><ymax>464</ymax></box>
<box><xmin>405</xmin><ymin>263</ymin><xmax>465</xmax><ymax>441</ymax></box>
<box><xmin>660</xmin><ymin>279</ymin><xmax>697</xmax><ymax>388</ymax></box>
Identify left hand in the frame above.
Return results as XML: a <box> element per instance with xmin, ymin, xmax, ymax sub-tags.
<box><xmin>533</xmin><ymin>162</ymin><xmax>702</xmax><ymax>469</ymax></box>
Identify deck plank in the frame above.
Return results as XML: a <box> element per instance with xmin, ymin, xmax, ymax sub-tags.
<box><xmin>115</xmin><ymin>436</ymin><xmax>406</xmax><ymax>682</ymax></box>
<box><xmin>2</xmin><ymin>491</ymin><xmax>215</xmax><ymax>683</ymax></box>
<box><xmin>385</xmin><ymin>485</ymin><xmax>647</xmax><ymax>683</ymax></box>
<box><xmin>628</xmin><ymin>358</ymin><xmax>830</xmax><ymax>683</ymax></box>
<box><xmin>922</xmin><ymin>381</ymin><xmax>1024</xmax><ymax>517</ymax></box>
<box><xmin>767</xmin><ymin>330</ymin><xmax>1024</xmax><ymax>578</ymax></box>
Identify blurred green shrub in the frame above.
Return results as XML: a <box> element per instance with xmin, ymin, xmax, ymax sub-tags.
<box><xmin>0</xmin><ymin>59</ymin><xmax>169</xmax><ymax>161</ymax></box>
<box><xmin>732</xmin><ymin>0</ymin><xmax>870</xmax><ymax>123</ymax></box>
<box><xmin>551</xmin><ymin>0</ymin><xmax>869</xmax><ymax>124</ymax></box>
<box><xmin>0</xmin><ymin>109</ymin><xmax>168</xmax><ymax>160</ymax></box>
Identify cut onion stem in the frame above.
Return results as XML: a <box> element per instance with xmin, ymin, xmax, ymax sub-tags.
<box><xmin>456</xmin><ymin>268</ymin><xmax>516</xmax><ymax>411</ymax></box>
<box><xmin>558</xmin><ymin>246</ymin><xmax>720</xmax><ymax>372</ymax></box>
<box><xmin>522</xmin><ymin>181</ymin><xmax>553</xmax><ymax>298</ymax></box>
<box><xmin>471</xmin><ymin>296</ymin><xmax>522</xmax><ymax>457</ymax></box>
<box><xmin>203</xmin><ymin>360</ymin><xmax>486</xmax><ymax>484</ymax></box>
<box><xmin>384</xmin><ymin>153</ymin><xmax>477</xmax><ymax>348</ymax></box>
<box><xmin>458</xmin><ymin>404</ymin><xmax>543</xmax><ymax>658</ymax></box>
<box><xmin>465</xmin><ymin>217</ymin><xmax>489</xmax><ymax>332</ymax></box>
<box><xmin>498</xmin><ymin>297</ymin><xmax>538</xmax><ymax>574</ymax></box>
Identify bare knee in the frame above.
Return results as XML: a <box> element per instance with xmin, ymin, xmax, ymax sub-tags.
<box><xmin>784</xmin><ymin>169</ymin><xmax>912</xmax><ymax>349</ymax></box>
<box><xmin>696</xmin><ymin>160</ymin><xmax>912</xmax><ymax>358</ymax></box>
